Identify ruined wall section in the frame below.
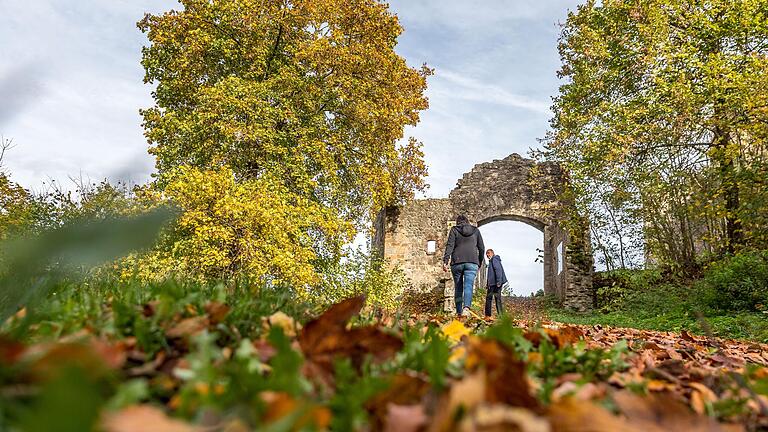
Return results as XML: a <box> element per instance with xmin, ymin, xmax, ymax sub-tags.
<box><xmin>375</xmin><ymin>154</ymin><xmax>595</xmax><ymax>312</ymax></box>
<box><xmin>449</xmin><ymin>154</ymin><xmax>565</xmax><ymax>226</ymax></box>
<box><xmin>373</xmin><ymin>199</ymin><xmax>454</xmax><ymax>293</ymax></box>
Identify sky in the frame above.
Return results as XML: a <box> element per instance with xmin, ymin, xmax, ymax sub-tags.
<box><xmin>0</xmin><ymin>0</ymin><xmax>580</xmax><ymax>294</ymax></box>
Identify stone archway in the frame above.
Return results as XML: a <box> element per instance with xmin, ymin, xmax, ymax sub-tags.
<box><xmin>373</xmin><ymin>153</ymin><xmax>594</xmax><ymax>311</ymax></box>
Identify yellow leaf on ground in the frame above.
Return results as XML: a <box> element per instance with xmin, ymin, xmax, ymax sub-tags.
<box><xmin>266</xmin><ymin>311</ymin><xmax>300</xmax><ymax>337</ymax></box>
<box><xmin>441</xmin><ymin>320</ymin><xmax>470</xmax><ymax>343</ymax></box>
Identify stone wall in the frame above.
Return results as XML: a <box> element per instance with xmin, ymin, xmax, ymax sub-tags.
<box><xmin>374</xmin><ymin>154</ymin><xmax>594</xmax><ymax>311</ymax></box>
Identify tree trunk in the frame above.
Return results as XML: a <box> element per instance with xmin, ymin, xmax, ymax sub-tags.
<box><xmin>712</xmin><ymin>126</ymin><xmax>743</xmax><ymax>253</ymax></box>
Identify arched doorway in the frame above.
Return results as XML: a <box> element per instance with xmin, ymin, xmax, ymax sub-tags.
<box><xmin>477</xmin><ymin>219</ymin><xmax>544</xmax><ymax>297</ymax></box>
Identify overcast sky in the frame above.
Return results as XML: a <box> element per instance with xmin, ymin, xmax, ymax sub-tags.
<box><xmin>0</xmin><ymin>0</ymin><xmax>580</xmax><ymax>294</ymax></box>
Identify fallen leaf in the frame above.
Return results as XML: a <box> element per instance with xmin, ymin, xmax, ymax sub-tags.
<box><xmin>384</xmin><ymin>404</ymin><xmax>428</xmax><ymax>432</ymax></box>
<box><xmin>27</xmin><ymin>340</ymin><xmax>125</xmax><ymax>380</ymax></box>
<box><xmin>613</xmin><ymin>390</ymin><xmax>737</xmax><ymax>432</ymax></box>
<box><xmin>0</xmin><ymin>337</ymin><xmax>25</xmax><ymax>364</ymax></box>
<box><xmin>299</xmin><ymin>296</ymin><xmax>364</xmax><ymax>348</ymax></box>
<box><xmin>298</xmin><ymin>296</ymin><xmax>402</xmax><ymax>383</ymax></box>
<box><xmin>466</xmin><ymin>337</ymin><xmax>540</xmax><ymax>410</ymax></box>
<box><xmin>460</xmin><ymin>404</ymin><xmax>550</xmax><ymax>432</ymax></box>
<box><xmin>441</xmin><ymin>319</ymin><xmax>470</xmax><ymax>344</ymax></box>
<box><xmin>368</xmin><ymin>374</ymin><xmax>430</xmax><ymax>431</ymax></box>
<box><xmin>102</xmin><ymin>405</ymin><xmax>197</xmax><ymax>432</ymax></box>
<box><xmin>166</xmin><ymin>316</ymin><xmax>208</xmax><ymax>339</ymax></box>
<box><xmin>688</xmin><ymin>382</ymin><xmax>718</xmax><ymax>415</ymax></box>
<box><xmin>548</xmin><ymin>398</ymin><xmax>637</xmax><ymax>432</ymax></box>
<box><xmin>449</xmin><ymin>370</ymin><xmax>487</xmax><ymax>413</ymax></box>
<box><xmin>204</xmin><ymin>301</ymin><xmax>230</xmax><ymax>324</ymax></box>
<box><xmin>260</xmin><ymin>391</ymin><xmax>331</xmax><ymax>429</ymax></box>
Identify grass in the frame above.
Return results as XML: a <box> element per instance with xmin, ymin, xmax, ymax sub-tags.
<box><xmin>545</xmin><ymin>278</ymin><xmax>768</xmax><ymax>343</ymax></box>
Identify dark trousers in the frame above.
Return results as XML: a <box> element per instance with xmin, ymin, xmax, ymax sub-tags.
<box><xmin>484</xmin><ymin>285</ymin><xmax>504</xmax><ymax>316</ymax></box>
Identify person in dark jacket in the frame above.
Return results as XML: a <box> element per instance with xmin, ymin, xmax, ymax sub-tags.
<box><xmin>484</xmin><ymin>249</ymin><xmax>508</xmax><ymax>317</ymax></box>
<box><xmin>443</xmin><ymin>215</ymin><xmax>485</xmax><ymax>317</ymax></box>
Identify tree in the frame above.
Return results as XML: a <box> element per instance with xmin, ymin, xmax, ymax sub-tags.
<box><xmin>547</xmin><ymin>0</ymin><xmax>768</xmax><ymax>268</ymax></box>
<box><xmin>138</xmin><ymin>0</ymin><xmax>430</xmax><ymax>284</ymax></box>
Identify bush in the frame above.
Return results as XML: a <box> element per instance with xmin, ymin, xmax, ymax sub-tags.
<box><xmin>700</xmin><ymin>250</ymin><xmax>768</xmax><ymax>312</ymax></box>
<box><xmin>593</xmin><ymin>269</ymin><xmax>664</xmax><ymax>313</ymax></box>
<box><xmin>313</xmin><ymin>249</ymin><xmax>408</xmax><ymax>311</ymax></box>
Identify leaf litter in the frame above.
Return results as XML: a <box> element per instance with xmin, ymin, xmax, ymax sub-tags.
<box><xmin>2</xmin><ymin>296</ymin><xmax>767</xmax><ymax>431</ymax></box>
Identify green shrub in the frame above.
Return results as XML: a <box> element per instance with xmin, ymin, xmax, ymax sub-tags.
<box><xmin>593</xmin><ymin>269</ymin><xmax>663</xmax><ymax>312</ymax></box>
<box><xmin>314</xmin><ymin>249</ymin><xmax>409</xmax><ymax>311</ymax></box>
<box><xmin>700</xmin><ymin>250</ymin><xmax>768</xmax><ymax>312</ymax></box>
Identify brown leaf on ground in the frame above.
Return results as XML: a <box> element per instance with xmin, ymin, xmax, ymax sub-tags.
<box><xmin>264</xmin><ymin>311</ymin><xmax>300</xmax><ymax>337</ymax></box>
<box><xmin>26</xmin><ymin>340</ymin><xmax>126</xmax><ymax>380</ymax></box>
<box><xmin>524</xmin><ymin>326</ymin><xmax>583</xmax><ymax>349</ymax></box>
<box><xmin>102</xmin><ymin>405</ymin><xmax>198</xmax><ymax>432</ymax></box>
<box><xmin>688</xmin><ymin>382</ymin><xmax>718</xmax><ymax>415</ymax></box>
<box><xmin>252</xmin><ymin>338</ymin><xmax>278</xmax><ymax>363</ymax></box>
<box><xmin>299</xmin><ymin>296</ymin><xmax>402</xmax><ymax>383</ymax></box>
<box><xmin>367</xmin><ymin>374</ymin><xmax>430</xmax><ymax>431</ymax></box>
<box><xmin>260</xmin><ymin>391</ymin><xmax>331</xmax><ymax>429</ymax></box>
<box><xmin>299</xmin><ymin>296</ymin><xmax>365</xmax><ymax>348</ymax></box>
<box><xmin>166</xmin><ymin>316</ymin><xmax>209</xmax><ymax>339</ymax></box>
<box><xmin>612</xmin><ymin>390</ymin><xmax>742</xmax><ymax>432</ymax></box>
<box><xmin>459</xmin><ymin>404</ymin><xmax>550</xmax><ymax>432</ymax></box>
<box><xmin>450</xmin><ymin>370</ymin><xmax>487</xmax><ymax>412</ymax></box>
<box><xmin>548</xmin><ymin>398</ymin><xmax>638</xmax><ymax>432</ymax></box>
<box><xmin>142</xmin><ymin>301</ymin><xmax>160</xmax><ymax>318</ymax></box>
<box><xmin>466</xmin><ymin>337</ymin><xmax>540</xmax><ymax>410</ymax></box>
<box><xmin>0</xmin><ymin>337</ymin><xmax>25</xmax><ymax>364</ymax></box>
<box><xmin>384</xmin><ymin>404</ymin><xmax>428</xmax><ymax>432</ymax></box>
<box><xmin>427</xmin><ymin>372</ymin><xmax>490</xmax><ymax>432</ymax></box>
<box><xmin>302</xmin><ymin>325</ymin><xmax>403</xmax><ymax>381</ymax></box>
<box><xmin>204</xmin><ymin>301</ymin><xmax>230</xmax><ymax>324</ymax></box>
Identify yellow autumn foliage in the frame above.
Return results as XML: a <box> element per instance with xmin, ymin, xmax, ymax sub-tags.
<box><xmin>124</xmin><ymin>165</ymin><xmax>353</xmax><ymax>294</ymax></box>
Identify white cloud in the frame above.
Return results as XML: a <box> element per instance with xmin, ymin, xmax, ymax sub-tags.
<box><xmin>435</xmin><ymin>70</ymin><xmax>551</xmax><ymax>114</ymax></box>
<box><xmin>0</xmin><ymin>0</ymin><xmax>176</xmax><ymax>190</ymax></box>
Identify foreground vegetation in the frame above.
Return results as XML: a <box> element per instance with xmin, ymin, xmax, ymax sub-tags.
<box><xmin>3</xmin><ymin>275</ymin><xmax>768</xmax><ymax>431</ymax></box>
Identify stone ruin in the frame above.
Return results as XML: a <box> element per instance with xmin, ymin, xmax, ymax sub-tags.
<box><xmin>373</xmin><ymin>153</ymin><xmax>594</xmax><ymax>312</ymax></box>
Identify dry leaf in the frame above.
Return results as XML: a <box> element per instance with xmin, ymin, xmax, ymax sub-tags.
<box><xmin>384</xmin><ymin>404</ymin><xmax>427</xmax><ymax>432</ymax></box>
<box><xmin>460</xmin><ymin>404</ymin><xmax>550</xmax><ymax>432</ymax></box>
<box><xmin>442</xmin><ymin>320</ymin><xmax>471</xmax><ymax>344</ymax></box>
<box><xmin>613</xmin><ymin>390</ymin><xmax>736</xmax><ymax>432</ymax></box>
<box><xmin>102</xmin><ymin>405</ymin><xmax>197</xmax><ymax>432</ymax></box>
<box><xmin>367</xmin><ymin>374</ymin><xmax>430</xmax><ymax>431</ymax></box>
<box><xmin>265</xmin><ymin>311</ymin><xmax>299</xmax><ymax>337</ymax></box>
<box><xmin>548</xmin><ymin>398</ymin><xmax>638</xmax><ymax>432</ymax></box>
<box><xmin>466</xmin><ymin>337</ymin><xmax>540</xmax><ymax>410</ymax></box>
<box><xmin>298</xmin><ymin>296</ymin><xmax>402</xmax><ymax>383</ymax></box>
<box><xmin>166</xmin><ymin>316</ymin><xmax>209</xmax><ymax>339</ymax></box>
<box><xmin>204</xmin><ymin>301</ymin><xmax>230</xmax><ymax>324</ymax></box>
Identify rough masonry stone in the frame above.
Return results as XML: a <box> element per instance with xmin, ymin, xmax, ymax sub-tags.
<box><xmin>373</xmin><ymin>153</ymin><xmax>594</xmax><ymax>312</ymax></box>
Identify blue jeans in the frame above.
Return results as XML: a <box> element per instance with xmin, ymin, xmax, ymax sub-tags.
<box><xmin>451</xmin><ymin>263</ymin><xmax>478</xmax><ymax>314</ymax></box>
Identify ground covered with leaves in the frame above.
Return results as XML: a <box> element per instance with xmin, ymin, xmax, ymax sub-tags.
<box><xmin>2</xmin><ymin>284</ymin><xmax>768</xmax><ymax>431</ymax></box>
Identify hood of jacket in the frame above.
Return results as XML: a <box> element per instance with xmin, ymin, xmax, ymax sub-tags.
<box><xmin>456</xmin><ymin>223</ymin><xmax>477</xmax><ymax>237</ymax></box>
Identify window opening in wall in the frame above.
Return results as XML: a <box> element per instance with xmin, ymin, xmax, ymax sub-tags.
<box><xmin>557</xmin><ymin>241</ymin><xmax>564</xmax><ymax>275</ymax></box>
<box><xmin>426</xmin><ymin>240</ymin><xmax>436</xmax><ymax>255</ymax></box>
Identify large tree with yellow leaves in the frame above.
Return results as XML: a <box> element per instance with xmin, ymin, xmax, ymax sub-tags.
<box><xmin>138</xmin><ymin>0</ymin><xmax>430</xmax><ymax>286</ymax></box>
